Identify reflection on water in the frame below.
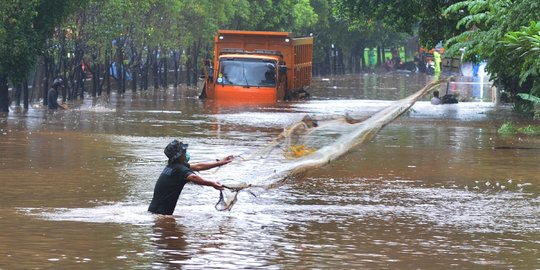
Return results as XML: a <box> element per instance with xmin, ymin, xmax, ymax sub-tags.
<box><xmin>1</xmin><ymin>73</ymin><xmax>539</xmax><ymax>269</ymax></box>
<box><xmin>310</xmin><ymin>73</ymin><xmax>493</xmax><ymax>102</ymax></box>
<box><xmin>150</xmin><ymin>216</ymin><xmax>190</xmax><ymax>268</ymax></box>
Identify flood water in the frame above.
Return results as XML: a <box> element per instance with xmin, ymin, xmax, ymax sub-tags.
<box><xmin>1</xmin><ymin>72</ymin><xmax>539</xmax><ymax>269</ymax></box>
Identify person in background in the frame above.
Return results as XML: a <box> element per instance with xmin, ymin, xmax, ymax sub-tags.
<box><xmin>384</xmin><ymin>57</ymin><xmax>394</xmax><ymax>71</ymax></box>
<box><xmin>47</xmin><ymin>78</ymin><xmax>67</xmax><ymax>110</ymax></box>
<box><xmin>368</xmin><ymin>48</ymin><xmax>376</xmax><ymax>72</ymax></box>
<box><xmin>472</xmin><ymin>54</ymin><xmax>481</xmax><ymax>77</ymax></box>
<box><xmin>148</xmin><ymin>140</ymin><xmax>234</xmax><ymax>215</ymax></box>
<box><xmin>391</xmin><ymin>48</ymin><xmax>402</xmax><ymax>68</ymax></box>
<box><xmin>431</xmin><ymin>90</ymin><xmax>441</xmax><ymax>105</ymax></box>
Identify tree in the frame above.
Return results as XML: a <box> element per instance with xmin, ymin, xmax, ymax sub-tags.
<box><xmin>333</xmin><ymin>0</ymin><xmax>463</xmax><ymax>48</ymax></box>
<box><xmin>500</xmin><ymin>21</ymin><xmax>540</xmax><ymax>117</ymax></box>
<box><xmin>500</xmin><ymin>21</ymin><xmax>540</xmax><ymax>95</ymax></box>
<box><xmin>0</xmin><ymin>1</ymin><xmax>39</xmax><ymax>112</ymax></box>
<box><xmin>445</xmin><ymin>0</ymin><xmax>540</xmax><ymax>101</ymax></box>
<box><xmin>0</xmin><ymin>0</ymin><xmax>83</xmax><ymax>112</ymax></box>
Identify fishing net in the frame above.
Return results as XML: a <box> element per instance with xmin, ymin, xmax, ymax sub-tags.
<box><xmin>215</xmin><ymin>79</ymin><xmax>445</xmax><ymax>210</ymax></box>
<box><xmin>284</xmin><ymin>144</ymin><xmax>316</xmax><ymax>159</ymax></box>
<box><xmin>215</xmin><ymin>179</ymin><xmax>256</xmax><ymax>211</ymax></box>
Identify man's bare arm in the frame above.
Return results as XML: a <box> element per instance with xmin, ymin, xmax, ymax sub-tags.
<box><xmin>190</xmin><ymin>155</ymin><xmax>234</xmax><ymax>171</ymax></box>
<box><xmin>186</xmin><ymin>174</ymin><xmax>223</xmax><ymax>190</ymax></box>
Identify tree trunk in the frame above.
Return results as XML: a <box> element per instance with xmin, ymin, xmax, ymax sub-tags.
<box><xmin>23</xmin><ymin>79</ymin><xmax>29</xmax><ymax>109</ymax></box>
<box><xmin>105</xmin><ymin>56</ymin><xmax>111</xmax><ymax>95</ymax></box>
<box><xmin>43</xmin><ymin>56</ymin><xmax>50</xmax><ymax>106</ymax></box>
<box><xmin>131</xmin><ymin>66</ymin><xmax>137</xmax><ymax>92</ymax></box>
<box><xmin>186</xmin><ymin>46</ymin><xmax>192</xmax><ymax>86</ymax></box>
<box><xmin>377</xmin><ymin>46</ymin><xmax>382</xmax><ymax>66</ymax></box>
<box><xmin>73</xmin><ymin>65</ymin><xmax>82</xmax><ymax>100</ymax></box>
<box><xmin>141</xmin><ymin>48</ymin><xmax>150</xmax><ymax>91</ymax></box>
<box><xmin>173</xmin><ymin>51</ymin><xmax>179</xmax><ymax>87</ymax></box>
<box><xmin>92</xmin><ymin>67</ymin><xmax>98</xmax><ymax>97</ymax></box>
<box><xmin>97</xmin><ymin>64</ymin><xmax>103</xmax><ymax>96</ymax></box>
<box><xmin>80</xmin><ymin>65</ymin><xmax>85</xmax><ymax>100</ymax></box>
<box><xmin>0</xmin><ymin>76</ymin><xmax>9</xmax><ymax>112</ymax></box>
<box><xmin>15</xmin><ymin>84</ymin><xmax>21</xmax><ymax>106</ymax></box>
<box><xmin>121</xmin><ymin>64</ymin><xmax>126</xmax><ymax>94</ymax></box>
<box><xmin>141</xmin><ymin>62</ymin><xmax>148</xmax><ymax>91</ymax></box>
<box><xmin>338</xmin><ymin>47</ymin><xmax>344</xmax><ymax>74</ymax></box>
<box><xmin>116</xmin><ymin>43</ymin><xmax>125</xmax><ymax>94</ymax></box>
<box><xmin>192</xmin><ymin>40</ymin><xmax>201</xmax><ymax>85</ymax></box>
<box><xmin>348</xmin><ymin>49</ymin><xmax>355</xmax><ymax>73</ymax></box>
<box><xmin>359</xmin><ymin>46</ymin><xmax>366</xmax><ymax>73</ymax></box>
<box><xmin>62</xmin><ymin>49</ymin><xmax>68</xmax><ymax>101</ymax></box>
<box><xmin>31</xmin><ymin>63</ymin><xmax>42</xmax><ymax>102</ymax></box>
<box><xmin>378</xmin><ymin>45</ymin><xmax>386</xmax><ymax>66</ymax></box>
<box><xmin>153</xmin><ymin>48</ymin><xmax>159</xmax><ymax>89</ymax></box>
<box><xmin>177</xmin><ymin>50</ymin><xmax>183</xmax><ymax>85</ymax></box>
<box><xmin>162</xmin><ymin>55</ymin><xmax>168</xmax><ymax>88</ymax></box>
<box><xmin>332</xmin><ymin>46</ymin><xmax>337</xmax><ymax>75</ymax></box>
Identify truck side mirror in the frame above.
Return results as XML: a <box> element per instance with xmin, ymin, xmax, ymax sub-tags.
<box><xmin>279</xmin><ymin>65</ymin><xmax>287</xmax><ymax>75</ymax></box>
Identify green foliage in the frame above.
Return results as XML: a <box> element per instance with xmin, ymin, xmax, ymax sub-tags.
<box><xmin>445</xmin><ymin>0</ymin><xmax>540</xmax><ymax>101</ymax></box>
<box><xmin>218</xmin><ymin>0</ymin><xmax>319</xmax><ymax>33</ymax></box>
<box><xmin>334</xmin><ymin>0</ymin><xmax>464</xmax><ymax>48</ymax></box>
<box><xmin>518</xmin><ymin>125</ymin><xmax>540</xmax><ymax>135</ymax></box>
<box><xmin>0</xmin><ymin>1</ymin><xmax>40</xmax><ymax>83</ymax></box>
<box><xmin>517</xmin><ymin>93</ymin><xmax>540</xmax><ymax>119</ymax></box>
<box><xmin>292</xmin><ymin>0</ymin><xmax>318</xmax><ymax>31</ymax></box>
<box><xmin>497</xmin><ymin>122</ymin><xmax>517</xmax><ymax>134</ymax></box>
<box><xmin>6</xmin><ymin>0</ymin><xmax>536</xmax><ymax>113</ymax></box>
<box><xmin>500</xmin><ymin>21</ymin><xmax>540</xmax><ymax>93</ymax></box>
<box><xmin>498</xmin><ymin>122</ymin><xmax>540</xmax><ymax>135</ymax></box>
<box><xmin>518</xmin><ymin>93</ymin><xmax>540</xmax><ymax>104</ymax></box>
<box><xmin>0</xmin><ymin>0</ymin><xmax>83</xmax><ymax>83</ymax></box>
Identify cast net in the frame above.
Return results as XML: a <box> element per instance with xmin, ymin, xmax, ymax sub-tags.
<box><xmin>214</xmin><ymin>179</ymin><xmax>257</xmax><ymax>211</ymax></box>
<box><xmin>214</xmin><ymin>79</ymin><xmax>445</xmax><ymax>211</ymax></box>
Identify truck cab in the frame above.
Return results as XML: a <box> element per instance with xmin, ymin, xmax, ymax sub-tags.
<box><xmin>201</xmin><ymin>30</ymin><xmax>313</xmax><ymax>104</ymax></box>
<box><xmin>213</xmin><ymin>52</ymin><xmax>285</xmax><ymax>102</ymax></box>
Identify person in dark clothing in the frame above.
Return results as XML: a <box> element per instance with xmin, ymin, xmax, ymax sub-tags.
<box><xmin>391</xmin><ymin>48</ymin><xmax>402</xmax><ymax>67</ymax></box>
<box><xmin>148</xmin><ymin>140</ymin><xmax>234</xmax><ymax>215</ymax></box>
<box><xmin>431</xmin><ymin>90</ymin><xmax>441</xmax><ymax>105</ymax></box>
<box><xmin>47</xmin><ymin>78</ymin><xmax>67</xmax><ymax>110</ymax></box>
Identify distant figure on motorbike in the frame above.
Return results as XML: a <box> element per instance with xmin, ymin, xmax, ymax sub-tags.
<box><xmin>390</xmin><ymin>48</ymin><xmax>402</xmax><ymax>67</ymax></box>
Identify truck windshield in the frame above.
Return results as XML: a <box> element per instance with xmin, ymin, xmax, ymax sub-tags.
<box><xmin>217</xmin><ymin>58</ymin><xmax>276</xmax><ymax>87</ymax></box>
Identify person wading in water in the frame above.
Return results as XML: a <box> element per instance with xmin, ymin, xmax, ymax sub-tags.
<box><xmin>47</xmin><ymin>78</ymin><xmax>68</xmax><ymax>110</ymax></box>
<box><xmin>148</xmin><ymin>140</ymin><xmax>234</xmax><ymax>215</ymax></box>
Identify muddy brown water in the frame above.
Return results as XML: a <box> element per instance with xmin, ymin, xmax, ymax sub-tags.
<box><xmin>1</xmin><ymin>73</ymin><xmax>539</xmax><ymax>269</ymax></box>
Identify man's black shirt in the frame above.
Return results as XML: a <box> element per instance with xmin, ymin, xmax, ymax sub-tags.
<box><xmin>148</xmin><ymin>162</ymin><xmax>194</xmax><ymax>215</ymax></box>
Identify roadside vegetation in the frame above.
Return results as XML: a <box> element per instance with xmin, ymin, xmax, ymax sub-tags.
<box><xmin>1</xmin><ymin>0</ymin><xmax>539</xmax><ymax>117</ymax></box>
<box><xmin>498</xmin><ymin>122</ymin><xmax>540</xmax><ymax>136</ymax></box>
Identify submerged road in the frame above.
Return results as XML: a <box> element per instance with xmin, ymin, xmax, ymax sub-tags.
<box><xmin>1</xmin><ymin>73</ymin><xmax>539</xmax><ymax>269</ymax></box>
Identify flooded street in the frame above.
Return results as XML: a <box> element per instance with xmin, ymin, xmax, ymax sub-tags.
<box><xmin>1</xmin><ymin>73</ymin><xmax>539</xmax><ymax>269</ymax></box>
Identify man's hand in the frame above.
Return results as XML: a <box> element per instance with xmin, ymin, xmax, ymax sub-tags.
<box><xmin>217</xmin><ymin>155</ymin><xmax>234</xmax><ymax>166</ymax></box>
<box><xmin>213</xmin><ymin>181</ymin><xmax>224</xmax><ymax>190</ymax></box>
<box><xmin>186</xmin><ymin>174</ymin><xmax>224</xmax><ymax>190</ymax></box>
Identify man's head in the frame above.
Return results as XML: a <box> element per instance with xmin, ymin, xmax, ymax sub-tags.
<box><xmin>52</xmin><ymin>78</ymin><xmax>63</xmax><ymax>90</ymax></box>
<box><xmin>164</xmin><ymin>140</ymin><xmax>188</xmax><ymax>164</ymax></box>
<box><xmin>302</xmin><ymin>115</ymin><xmax>318</xmax><ymax>128</ymax></box>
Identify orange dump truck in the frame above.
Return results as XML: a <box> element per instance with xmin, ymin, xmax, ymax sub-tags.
<box><xmin>201</xmin><ymin>30</ymin><xmax>313</xmax><ymax>103</ymax></box>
